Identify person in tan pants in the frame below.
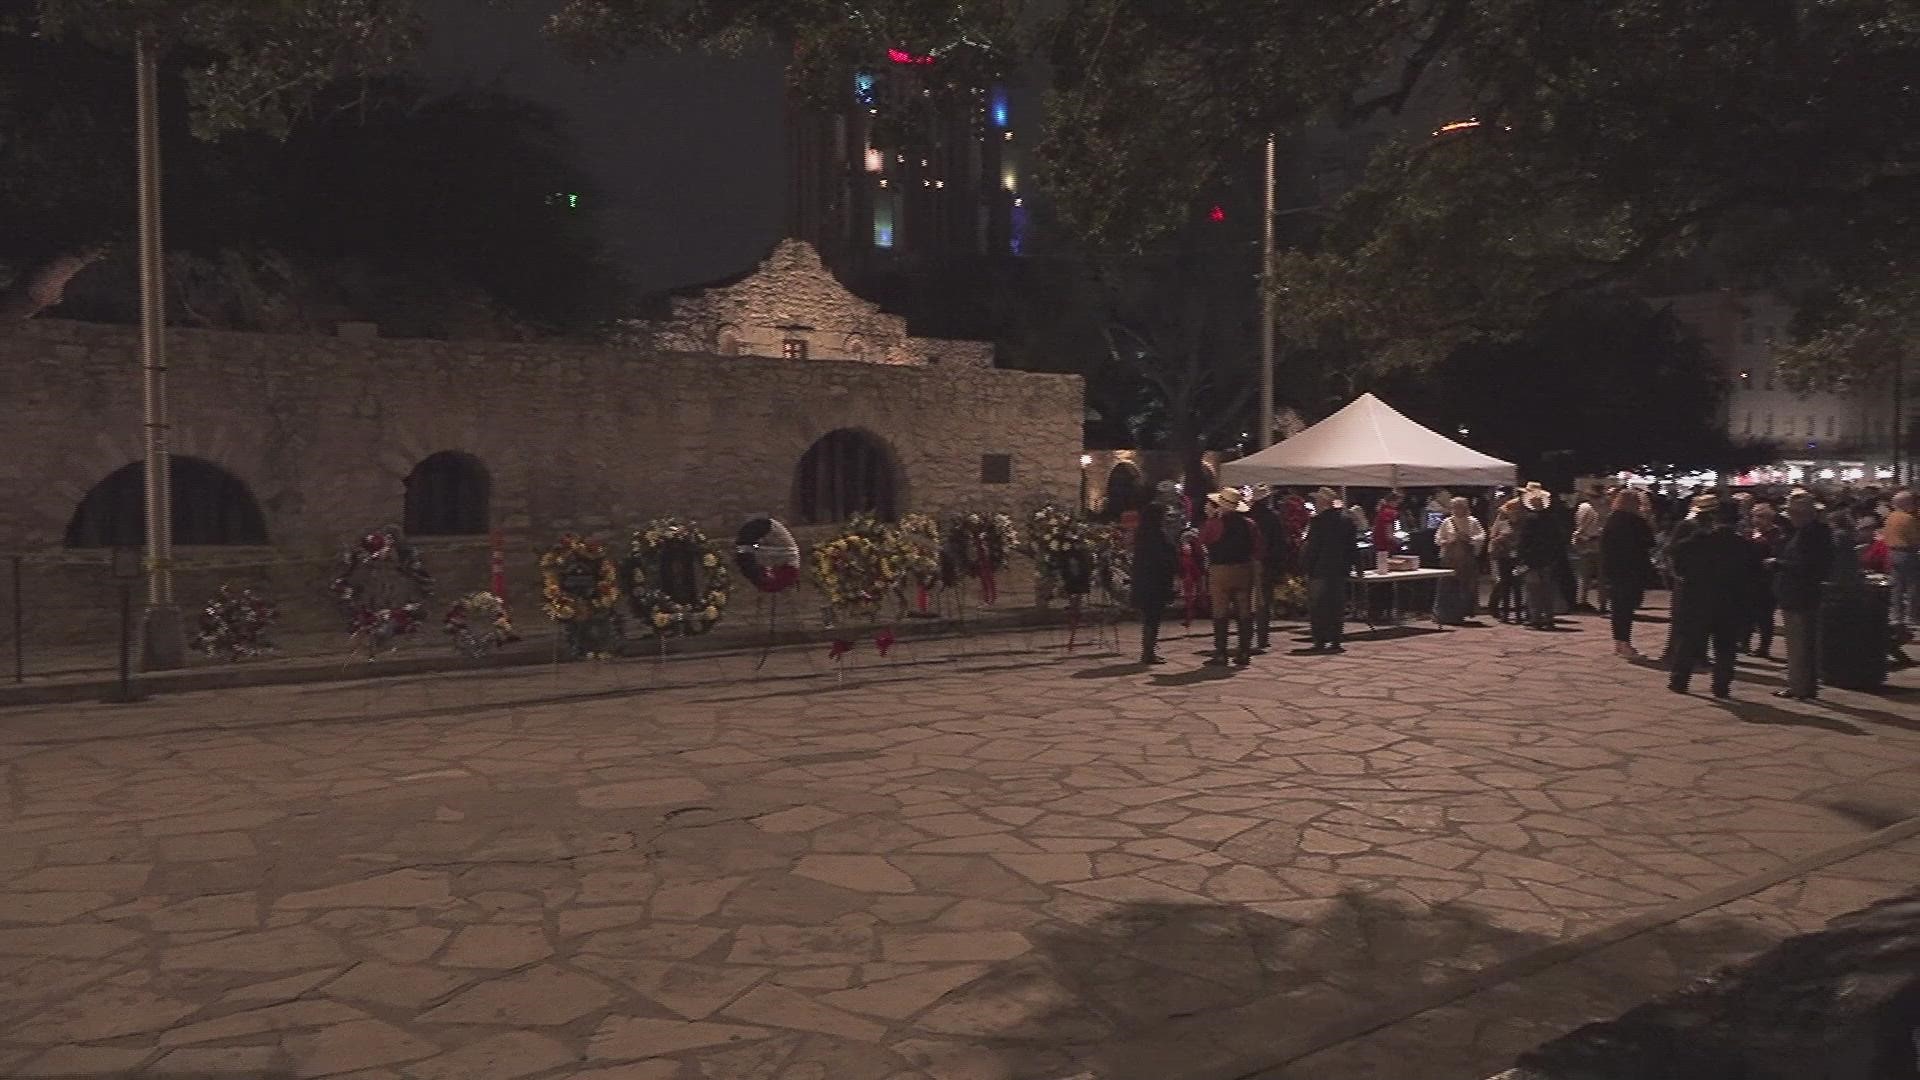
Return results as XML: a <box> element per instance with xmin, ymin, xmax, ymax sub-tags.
<box><xmin>1199</xmin><ymin>489</ymin><xmax>1263</xmax><ymax>667</ymax></box>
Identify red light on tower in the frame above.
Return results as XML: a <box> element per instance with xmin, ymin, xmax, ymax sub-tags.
<box><xmin>886</xmin><ymin>47</ymin><xmax>936</xmax><ymax>65</ymax></box>
<box><xmin>1208</xmin><ymin>204</ymin><xmax>1226</xmax><ymax>222</ymax></box>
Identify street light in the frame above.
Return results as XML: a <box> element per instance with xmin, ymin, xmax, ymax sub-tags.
<box><xmin>1079</xmin><ymin>454</ymin><xmax>1093</xmax><ymax>512</ymax></box>
<box><xmin>134</xmin><ymin>34</ymin><xmax>183</xmax><ymax>670</ymax></box>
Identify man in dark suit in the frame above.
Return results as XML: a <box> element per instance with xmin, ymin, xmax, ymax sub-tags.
<box><xmin>1301</xmin><ymin>487</ymin><xmax>1358</xmax><ymax>653</ymax></box>
<box><xmin>1667</xmin><ymin>501</ymin><xmax>1758</xmax><ymax>698</ymax></box>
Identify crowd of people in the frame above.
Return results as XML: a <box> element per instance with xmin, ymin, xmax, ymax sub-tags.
<box><xmin>1127</xmin><ymin>478</ymin><xmax>1920</xmax><ymax>701</ymax></box>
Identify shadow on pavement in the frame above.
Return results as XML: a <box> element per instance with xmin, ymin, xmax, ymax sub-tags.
<box><xmin>1718</xmin><ymin>698</ymin><xmax>1868</xmax><ymax>736</ymax></box>
<box><xmin>926</xmin><ymin>889</ymin><xmax>1795</xmax><ymax>1080</ymax></box>
<box><xmin>1150</xmin><ymin>666</ymin><xmax>1238</xmax><ymax>687</ymax></box>
<box><xmin>1071</xmin><ymin>662</ymin><xmax>1156</xmax><ymax>679</ymax></box>
<box><xmin>1347</xmin><ymin>625</ymin><xmax>1449</xmax><ymax>642</ymax></box>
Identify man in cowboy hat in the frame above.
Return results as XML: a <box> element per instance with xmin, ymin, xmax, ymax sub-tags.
<box><xmin>1300</xmin><ymin>486</ymin><xmax>1357</xmax><ymax>652</ymax></box>
<box><xmin>1247</xmin><ymin>484</ymin><xmax>1288</xmax><ymax>654</ymax></box>
<box><xmin>1198</xmin><ymin>488</ymin><xmax>1262</xmax><ymax>667</ymax></box>
<box><xmin>1516</xmin><ymin>483</ymin><xmax>1565</xmax><ymax>629</ymax></box>
<box><xmin>1131</xmin><ymin>481</ymin><xmax>1185</xmax><ymax>665</ymax></box>
<box><xmin>1773</xmin><ymin>489</ymin><xmax>1833</xmax><ymax>699</ymax></box>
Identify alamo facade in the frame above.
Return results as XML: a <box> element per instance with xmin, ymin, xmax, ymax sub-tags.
<box><xmin>0</xmin><ymin>241</ymin><xmax>1083</xmax><ymax>645</ymax></box>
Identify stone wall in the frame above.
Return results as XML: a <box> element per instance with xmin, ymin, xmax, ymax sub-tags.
<box><xmin>0</xmin><ymin>314</ymin><xmax>1080</xmax><ymax>645</ymax></box>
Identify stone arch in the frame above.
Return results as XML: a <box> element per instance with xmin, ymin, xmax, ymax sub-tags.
<box><xmin>1102</xmin><ymin>461</ymin><xmax>1145</xmax><ymax>518</ymax></box>
<box><xmin>793</xmin><ymin>428</ymin><xmax>901</xmax><ymax>525</ymax></box>
<box><xmin>403</xmin><ymin>451</ymin><xmax>491</xmax><ymax>536</ymax></box>
<box><xmin>64</xmin><ymin>457</ymin><xmax>268</xmax><ymax>548</ymax></box>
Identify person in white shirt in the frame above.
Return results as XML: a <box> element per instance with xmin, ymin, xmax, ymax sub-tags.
<box><xmin>1434</xmin><ymin>496</ymin><xmax>1488</xmax><ymax>624</ymax></box>
<box><xmin>1570</xmin><ymin>484</ymin><xmax>1607</xmax><ymax>612</ymax></box>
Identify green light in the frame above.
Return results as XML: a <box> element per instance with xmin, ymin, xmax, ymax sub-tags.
<box><xmin>567</xmin><ymin>193</ymin><xmax>579</xmax><ymax>208</ymax></box>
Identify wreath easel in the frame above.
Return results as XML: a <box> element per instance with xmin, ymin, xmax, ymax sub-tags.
<box><xmin>330</xmin><ymin>525</ymin><xmax>434</xmax><ymax>656</ymax></box>
<box><xmin>629</xmin><ymin>517</ymin><xmax>731</xmax><ymax>641</ymax></box>
<box><xmin>540</xmin><ymin>534</ymin><xmax>623</xmax><ymax>660</ymax></box>
<box><xmin>735</xmin><ymin>517</ymin><xmax>801</xmax><ymax>672</ymax></box>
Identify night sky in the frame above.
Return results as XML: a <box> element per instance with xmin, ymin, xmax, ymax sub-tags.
<box><xmin>416</xmin><ymin>1</ymin><xmax>787</xmax><ymax>296</ymax></box>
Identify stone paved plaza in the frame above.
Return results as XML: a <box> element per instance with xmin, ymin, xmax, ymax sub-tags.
<box><xmin>2</xmin><ymin>612</ymin><xmax>1917</xmax><ymax>1080</ymax></box>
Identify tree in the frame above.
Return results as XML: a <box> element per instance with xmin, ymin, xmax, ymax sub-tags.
<box><xmin>0</xmin><ymin>0</ymin><xmax>427</xmax><ymax>320</ymax></box>
<box><xmin>1375</xmin><ymin>292</ymin><xmax>1769</xmax><ymax>483</ymax></box>
<box><xmin>551</xmin><ymin>0</ymin><xmax>1916</xmax><ymax>385</ymax></box>
<box><xmin>0</xmin><ymin>24</ymin><xmax>623</xmax><ymax>335</ymax></box>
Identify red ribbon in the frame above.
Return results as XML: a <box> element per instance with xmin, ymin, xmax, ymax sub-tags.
<box><xmin>828</xmin><ymin>639</ymin><xmax>855</xmax><ymax>661</ymax></box>
<box><xmin>975</xmin><ymin>539</ymin><xmax>998</xmax><ymax>605</ymax></box>
<box><xmin>875</xmin><ymin>628</ymin><xmax>896</xmax><ymax>657</ymax></box>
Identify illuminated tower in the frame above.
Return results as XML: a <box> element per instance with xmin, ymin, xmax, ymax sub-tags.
<box><xmin>784</xmin><ymin>49</ymin><xmax>1024</xmax><ymax>279</ymax></box>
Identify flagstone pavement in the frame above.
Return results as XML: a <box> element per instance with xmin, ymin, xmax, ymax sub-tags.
<box><xmin>2</xmin><ymin>613</ymin><xmax>1917</xmax><ymax>1080</ymax></box>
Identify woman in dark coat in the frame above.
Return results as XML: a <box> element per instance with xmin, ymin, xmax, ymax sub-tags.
<box><xmin>1132</xmin><ymin>481</ymin><xmax>1183</xmax><ymax>665</ymax></box>
<box><xmin>1600</xmin><ymin>490</ymin><xmax>1657</xmax><ymax>658</ymax></box>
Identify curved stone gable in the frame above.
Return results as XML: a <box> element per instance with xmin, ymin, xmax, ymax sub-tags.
<box><xmin>618</xmin><ymin>240</ymin><xmax>992</xmax><ymax>368</ymax></box>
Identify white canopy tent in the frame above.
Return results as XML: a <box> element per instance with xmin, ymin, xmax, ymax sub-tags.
<box><xmin>1218</xmin><ymin>393</ymin><xmax>1517</xmax><ymax>489</ymax></box>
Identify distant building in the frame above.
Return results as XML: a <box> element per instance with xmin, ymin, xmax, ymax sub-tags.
<box><xmin>785</xmin><ymin>52</ymin><xmax>1026</xmax><ymax>279</ymax></box>
<box><xmin>1662</xmin><ymin>290</ymin><xmax>1905</xmax><ymax>484</ymax></box>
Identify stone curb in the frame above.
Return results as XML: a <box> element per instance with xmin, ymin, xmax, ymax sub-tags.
<box><xmin>0</xmin><ymin>603</ymin><xmax>1129</xmax><ymax>709</ymax></box>
<box><xmin>1231</xmin><ymin>813</ymin><xmax>1920</xmax><ymax>1080</ymax></box>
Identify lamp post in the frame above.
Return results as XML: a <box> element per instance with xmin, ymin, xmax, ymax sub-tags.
<box><xmin>1257</xmin><ymin>133</ymin><xmax>1276</xmax><ymax>451</ymax></box>
<box><xmin>1079</xmin><ymin>454</ymin><xmax>1093</xmax><ymax>513</ymax></box>
<box><xmin>135</xmin><ymin>34</ymin><xmax>183</xmax><ymax>670</ymax></box>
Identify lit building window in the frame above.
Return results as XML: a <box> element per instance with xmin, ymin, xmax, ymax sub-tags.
<box><xmin>1001</xmin><ymin>166</ymin><xmax>1017</xmax><ymax>192</ymax></box>
<box><xmin>1738</xmin><ymin>369</ymin><xmax>1751</xmax><ymax>385</ymax></box>
<box><xmin>864</xmin><ymin>147</ymin><xmax>884</xmax><ymax>173</ymax></box>
<box><xmin>873</xmin><ymin>201</ymin><xmax>894</xmax><ymax>248</ymax></box>
<box><xmin>782</xmin><ymin>339</ymin><xmax>808</xmax><ymax>360</ymax></box>
<box><xmin>853</xmin><ymin>72</ymin><xmax>876</xmax><ymax>107</ymax></box>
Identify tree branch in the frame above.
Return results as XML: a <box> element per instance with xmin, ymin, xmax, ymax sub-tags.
<box><xmin>1338</xmin><ymin>0</ymin><xmax>1469</xmax><ymax>125</ymax></box>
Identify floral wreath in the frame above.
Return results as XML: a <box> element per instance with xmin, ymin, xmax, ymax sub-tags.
<box><xmin>193</xmin><ymin>584</ymin><xmax>278</xmax><ymax>661</ymax></box>
<box><xmin>894</xmin><ymin>512</ymin><xmax>944</xmax><ymax>594</ymax></box>
<box><xmin>628</xmin><ymin>517</ymin><xmax>731</xmax><ymax>636</ymax></box>
<box><xmin>811</xmin><ymin>528</ymin><xmax>902</xmax><ymax>617</ymax></box>
<box><xmin>1095</xmin><ymin>525</ymin><xmax>1134</xmax><ymax>604</ymax></box>
<box><xmin>540</xmin><ymin>534</ymin><xmax>622</xmax><ymax>623</ymax></box>
<box><xmin>944</xmin><ymin>512</ymin><xmax>1018</xmax><ymax>580</ymax></box>
<box><xmin>1026</xmin><ymin>504</ymin><xmax>1100</xmax><ymax>597</ymax></box>
<box><xmin>540</xmin><ymin>534</ymin><xmax>623</xmax><ymax>660</ymax></box>
<box><xmin>330</xmin><ymin>525</ymin><xmax>434</xmax><ymax>648</ymax></box>
<box><xmin>444</xmin><ymin>590</ymin><xmax>518</xmax><ymax>658</ymax></box>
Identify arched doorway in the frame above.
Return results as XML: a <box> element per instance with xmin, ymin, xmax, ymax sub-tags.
<box><xmin>1102</xmin><ymin>462</ymin><xmax>1144</xmax><ymax>519</ymax></box>
<box><xmin>64</xmin><ymin>457</ymin><xmax>268</xmax><ymax>547</ymax></box>
<box><xmin>403</xmin><ymin>451</ymin><xmax>490</xmax><ymax>536</ymax></box>
<box><xmin>794</xmin><ymin>428</ymin><xmax>899</xmax><ymax>524</ymax></box>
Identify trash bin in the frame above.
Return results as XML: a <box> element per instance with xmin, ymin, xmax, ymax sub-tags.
<box><xmin>1820</xmin><ymin>577</ymin><xmax>1890</xmax><ymax>690</ymax></box>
